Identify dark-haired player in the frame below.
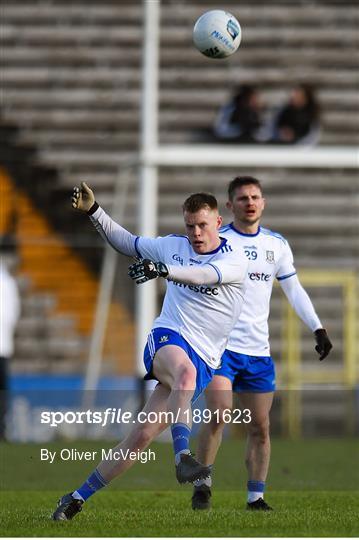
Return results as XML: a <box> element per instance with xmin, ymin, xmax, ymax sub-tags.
<box><xmin>192</xmin><ymin>176</ymin><xmax>332</xmax><ymax>511</ymax></box>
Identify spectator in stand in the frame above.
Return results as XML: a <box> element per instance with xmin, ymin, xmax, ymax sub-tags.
<box><xmin>213</xmin><ymin>85</ymin><xmax>264</xmax><ymax>143</ymax></box>
<box><xmin>270</xmin><ymin>84</ymin><xmax>320</xmax><ymax>145</ymax></box>
<box><xmin>0</xmin><ymin>240</ymin><xmax>21</xmax><ymax>440</ymax></box>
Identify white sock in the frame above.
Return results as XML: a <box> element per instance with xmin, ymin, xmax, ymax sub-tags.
<box><xmin>194</xmin><ymin>475</ymin><xmax>212</xmax><ymax>488</ymax></box>
<box><xmin>247</xmin><ymin>490</ymin><xmax>264</xmax><ymax>503</ymax></box>
<box><xmin>175</xmin><ymin>448</ymin><xmax>190</xmax><ymax>465</ymax></box>
<box><xmin>72</xmin><ymin>490</ymin><xmax>85</xmax><ymax>502</ymax></box>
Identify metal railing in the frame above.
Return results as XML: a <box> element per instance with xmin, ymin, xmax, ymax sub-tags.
<box><xmin>280</xmin><ymin>270</ymin><xmax>358</xmax><ymax>437</ymax></box>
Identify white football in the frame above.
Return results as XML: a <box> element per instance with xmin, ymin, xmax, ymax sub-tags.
<box><xmin>193</xmin><ymin>10</ymin><xmax>241</xmax><ymax>59</ymax></box>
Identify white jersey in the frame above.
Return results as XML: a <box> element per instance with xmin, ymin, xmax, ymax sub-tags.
<box><xmin>220</xmin><ymin>224</ymin><xmax>296</xmax><ymax>356</ymax></box>
<box><xmin>136</xmin><ymin>235</ymin><xmax>248</xmax><ymax>369</ymax></box>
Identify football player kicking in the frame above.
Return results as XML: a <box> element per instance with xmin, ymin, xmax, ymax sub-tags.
<box><xmin>52</xmin><ymin>183</ymin><xmax>248</xmax><ymax>520</ymax></box>
<box><xmin>191</xmin><ymin>176</ymin><xmax>332</xmax><ymax>511</ymax></box>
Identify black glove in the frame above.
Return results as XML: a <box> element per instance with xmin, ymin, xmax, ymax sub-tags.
<box><xmin>71</xmin><ymin>181</ymin><xmax>96</xmax><ymax>212</ymax></box>
<box><xmin>128</xmin><ymin>259</ymin><xmax>169</xmax><ymax>285</ymax></box>
<box><xmin>314</xmin><ymin>328</ymin><xmax>332</xmax><ymax>361</ymax></box>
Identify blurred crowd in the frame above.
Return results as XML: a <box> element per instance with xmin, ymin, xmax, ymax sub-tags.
<box><xmin>213</xmin><ymin>84</ymin><xmax>320</xmax><ymax>145</ymax></box>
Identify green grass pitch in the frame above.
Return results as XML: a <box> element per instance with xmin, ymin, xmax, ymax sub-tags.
<box><xmin>1</xmin><ymin>438</ymin><xmax>358</xmax><ymax>537</ymax></box>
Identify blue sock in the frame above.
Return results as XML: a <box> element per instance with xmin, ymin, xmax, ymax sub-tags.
<box><xmin>171</xmin><ymin>423</ymin><xmax>191</xmax><ymax>464</ymax></box>
<box><xmin>194</xmin><ymin>465</ymin><xmax>213</xmax><ymax>487</ymax></box>
<box><xmin>247</xmin><ymin>480</ymin><xmax>265</xmax><ymax>503</ymax></box>
<box><xmin>73</xmin><ymin>468</ymin><xmax>108</xmax><ymax>502</ymax></box>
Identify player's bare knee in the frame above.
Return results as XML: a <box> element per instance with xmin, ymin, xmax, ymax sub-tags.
<box><xmin>175</xmin><ymin>362</ymin><xmax>197</xmax><ymax>391</ymax></box>
<box><xmin>248</xmin><ymin>418</ymin><xmax>270</xmax><ymax>443</ymax></box>
<box><xmin>209</xmin><ymin>415</ymin><xmax>226</xmax><ymax>436</ymax></box>
<box><xmin>209</xmin><ymin>404</ymin><xmax>230</xmax><ymax>431</ymax></box>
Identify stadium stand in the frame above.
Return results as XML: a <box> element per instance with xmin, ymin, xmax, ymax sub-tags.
<box><xmin>1</xmin><ymin>1</ymin><xmax>358</xmax><ymax>162</ymax></box>
<box><xmin>1</xmin><ymin>1</ymin><xmax>358</xmax><ymax>384</ymax></box>
<box><xmin>0</xmin><ymin>165</ymin><xmax>135</xmax><ymax>374</ymax></box>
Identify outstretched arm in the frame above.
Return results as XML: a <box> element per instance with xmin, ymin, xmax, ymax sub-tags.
<box><xmin>129</xmin><ymin>249</ymin><xmax>247</xmax><ymax>287</ymax></box>
<box><xmin>280</xmin><ymin>274</ymin><xmax>332</xmax><ymax>360</ymax></box>
<box><xmin>128</xmin><ymin>259</ymin><xmax>220</xmax><ymax>286</ymax></box>
<box><xmin>72</xmin><ymin>182</ymin><xmax>138</xmax><ymax>257</ymax></box>
<box><xmin>280</xmin><ymin>274</ymin><xmax>321</xmax><ymax>331</ymax></box>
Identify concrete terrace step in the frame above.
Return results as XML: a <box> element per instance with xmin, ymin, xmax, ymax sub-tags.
<box><xmin>16</xmin><ymin>315</ymin><xmax>77</xmax><ymax>337</ymax></box>
<box><xmin>156</xmin><ymin>169</ymin><xmax>359</xmax><ymax>190</ymax></box>
<box><xmin>1</xmin><ymin>89</ymin><xmax>142</xmax><ymax>107</ymax></box>
<box><xmin>2</xmin><ymin>46</ymin><xmax>358</xmax><ymax>69</ymax></box>
<box><xmin>3</xmin><ymin>3</ymin><xmax>358</xmax><ymax>25</ymax></box>
<box><xmin>0</xmin><ymin>67</ymin><xmax>141</xmax><ymax>88</ymax></box>
<box><xmin>321</xmin><ymin>132</ymin><xmax>359</xmax><ymax>144</ymax></box>
<box><xmin>161</xmin><ymin>26</ymin><xmax>359</xmax><ymax>46</ymax></box>
<box><xmin>15</xmin><ymin>335</ymin><xmax>86</xmax><ymax>358</ymax></box>
<box><xmin>153</xmin><ymin>214</ymin><xmax>359</xmax><ymax>233</ymax></box>
<box><xmin>1</xmin><ymin>4</ymin><xmax>142</xmax><ymax>22</ymax></box>
<box><xmin>90</xmin><ymin>178</ymin><xmax>359</xmax><ymax>213</ymax></box>
<box><xmin>262</xmin><ymin>170</ymin><xmax>359</xmax><ymax>192</ymax></box>
<box><xmin>0</xmin><ymin>46</ymin><xmax>142</xmax><ymax>67</ymax></box>
<box><xmin>3</xmin><ymin>94</ymin><xmax>358</xmax><ymax>123</ymax></box>
<box><xmin>65</xmin><ymin>170</ymin><xmax>358</xmax><ymax>207</ymax></box>
<box><xmin>3</xmin><ymin>25</ymin><xmax>356</xmax><ymax>47</ymax></box>
<box><xmin>160</xmin><ymin>67</ymin><xmax>358</xmax><ymax>89</ymax></box>
<box><xmin>2</xmin><ymin>65</ymin><xmax>358</xmax><ymax>89</ymax></box>
<box><xmin>160</xmin><ymin>4</ymin><xmax>359</xmax><ymax>24</ymax></box>
<box><xmin>107</xmin><ymin>192</ymin><xmax>358</xmax><ymax>213</ymax></box>
<box><xmin>21</xmin><ymin>293</ymin><xmax>56</xmax><ymax>314</ymax></box>
<box><xmin>7</xmin><ymin>131</ymin><xmax>359</xmax><ymax>156</ymax></box>
<box><xmin>1</xmin><ymin>25</ymin><xmax>143</xmax><ymax>45</ymax></box>
<box><xmin>3</xmin><ymin>87</ymin><xmax>359</xmax><ymax>110</ymax></box>
<box><xmin>3</xmin><ymin>112</ymin><xmax>358</xmax><ymax>142</ymax></box>
<box><xmin>18</xmin><ymin>131</ymin><xmax>139</xmax><ymax>152</ymax></box>
<box><xmin>11</xmin><ymin>358</ymin><xmax>86</xmax><ymax>374</ymax></box>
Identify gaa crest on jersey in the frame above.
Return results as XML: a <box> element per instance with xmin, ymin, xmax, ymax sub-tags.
<box><xmin>266</xmin><ymin>250</ymin><xmax>275</xmax><ymax>263</ymax></box>
<box><xmin>172</xmin><ymin>254</ymin><xmax>184</xmax><ymax>265</ymax></box>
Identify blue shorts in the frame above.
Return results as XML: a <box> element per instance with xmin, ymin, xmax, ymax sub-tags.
<box><xmin>217</xmin><ymin>350</ymin><xmax>276</xmax><ymax>393</ymax></box>
<box><xmin>143</xmin><ymin>327</ymin><xmax>215</xmax><ymax>403</ymax></box>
